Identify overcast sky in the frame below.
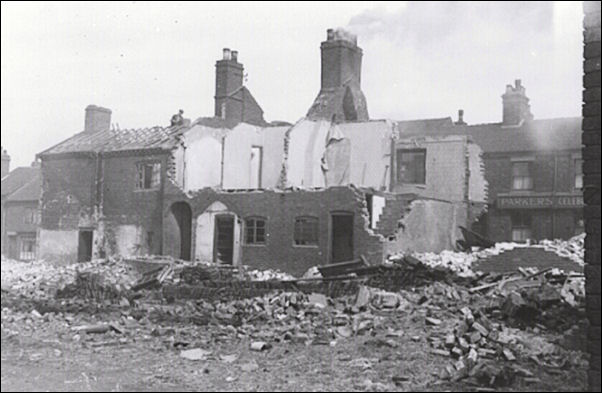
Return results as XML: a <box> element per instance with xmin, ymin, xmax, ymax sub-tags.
<box><xmin>1</xmin><ymin>1</ymin><xmax>583</xmax><ymax>168</ymax></box>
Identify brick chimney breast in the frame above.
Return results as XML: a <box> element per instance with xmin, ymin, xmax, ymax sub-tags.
<box><xmin>502</xmin><ymin>79</ymin><xmax>533</xmax><ymax>126</ymax></box>
<box><xmin>84</xmin><ymin>105</ymin><xmax>112</xmax><ymax>133</ymax></box>
<box><xmin>214</xmin><ymin>48</ymin><xmax>244</xmax><ymax>118</ymax></box>
<box><xmin>307</xmin><ymin>28</ymin><xmax>369</xmax><ymax>122</ymax></box>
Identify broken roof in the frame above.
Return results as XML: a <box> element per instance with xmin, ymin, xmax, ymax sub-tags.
<box><xmin>395</xmin><ymin>117</ymin><xmax>581</xmax><ymax>153</ymax></box>
<box><xmin>1</xmin><ymin>166</ymin><xmax>40</xmax><ymax>200</ymax></box>
<box><xmin>38</xmin><ymin>125</ymin><xmax>188</xmax><ymax>157</ymax></box>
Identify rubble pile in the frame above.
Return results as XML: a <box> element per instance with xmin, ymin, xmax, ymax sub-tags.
<box><xmin>1</xmin><ymin>258</ymin><xmax>139</xmax><ymax>302</ymax></box>
<box><xmin>390</xmin><ymin>233</ymin><xmax>586</xmax><ymax>278</ymax></box>
<box><xmin>539</xmin><ymin>233</ymin><xmax>585</xmax><ymax>266</ymax></box>
<box><xmin>178</xmin><ymin>263</ymin><xmax>293</xmax><ymax>285</ymax></box>
<box><xmin>1</xmin><ymin>248</ymin><xmax>588</xmax><ymax>391</ymax></box>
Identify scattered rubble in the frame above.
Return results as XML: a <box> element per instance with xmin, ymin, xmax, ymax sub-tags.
<box><xmin>0</xmin><ymin>234</ymin><xmax>588</xmax><ymax>391</ymax></box>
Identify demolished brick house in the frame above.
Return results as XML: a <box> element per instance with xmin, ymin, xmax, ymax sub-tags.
<box><xmin>36</xmin><ymin>28</ymin><xmax>487</xmax><ymax>275</ymax></box>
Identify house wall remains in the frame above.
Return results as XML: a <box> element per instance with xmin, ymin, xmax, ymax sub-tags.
<box><xmin>163</xmin><ymin>185</ymin><xmax>388</xmax><ymax>277</ymax></box>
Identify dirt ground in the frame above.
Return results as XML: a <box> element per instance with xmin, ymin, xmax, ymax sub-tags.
<box><xmin>1</xmin><ymin>292</ymin><xmax>588</xmax><ymax>392</ymax></box>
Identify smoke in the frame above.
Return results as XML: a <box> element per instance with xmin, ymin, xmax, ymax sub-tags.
<box><xmin>346</xmin><ymin>2</ymin><xmax>554</xmax><ymax>48</ymax></box>
<box><xmin>341</xmin><ymin>1</ymin><xmax>578</xmax><ymax>124</ymax></box>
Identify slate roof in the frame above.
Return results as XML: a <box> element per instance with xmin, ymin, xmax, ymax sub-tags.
<box><xmin>5</xmin><ymin>171</ymin><xmax>41</xmax><ymax>202</ymax></box>
<box><xmin>1</xmin><ymin>167</ymin><xmax>40</xmax><ymax>198</ymax></box>
<box><xmin>395</xmin><ymin>117</ymin><xmax>582</xmax><ymax>153</ymax></box>
<box><xmin>38</xmin><ymin>125</ymin><xmax>187</xmax><ymax>157</ymax></box>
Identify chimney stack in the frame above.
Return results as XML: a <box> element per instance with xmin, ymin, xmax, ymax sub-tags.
<box><xmin>320</xmin><ymin>28</ymin><xmax>362</xmax><ymax>90</ymax></box>
<box><xmin>215</xmin><ymin>47</ymin><xmax>243</xmax><ymax>119</ymax></box>
<box><xmin>502</xmin><ymin>79</ymin><xmax>533</xmax><ymax>126</ymax></box>
<box><xmin>455</xmin><ymin>109</ymin><xmax>466</xmax><ymax>125</ymax></box>
<box><xmin>307</xmin><ymin>28</ymin><xmax>369</xmax><ymax>122</ymax></box>
<box><xmin>1</xmin><ymin>147</ymin><xmax>10</xmax><ymax>178</ymax></box>
<box><xmin>84</xmin><ymin>105</ymin><xmax>112</xmax><ymax>133</ymax></box>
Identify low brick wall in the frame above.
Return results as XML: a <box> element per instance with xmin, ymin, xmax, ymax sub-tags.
<box><xmin>161</xmin><ymin>279</ymin><xmax>362</xmax><ymax>301</ymax></box>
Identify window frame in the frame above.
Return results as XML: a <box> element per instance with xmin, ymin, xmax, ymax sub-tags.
<box><xmin>135</xmin><ymin>161</ymin><xmax>162</xmax><ymax>191</ymax></box>
<box><xmin>23</xmin><ymin>208</ymin><xmax>38</xmax><ymax>225</ymax></box>
<box><xmin>511</xmin><ymin>161</ymin><xmax>533</xmax><ymax>191</ymax></box>
<box><xmin>511</xmin><ymin>212</ymin><xmax>532</xmax><ymax>242</ymax></box>
<box><xmin>574</xmin><ymin>158</ymin><xmax>583</xmax><ymax>190</ymax></box>
<box><xmin>293</xmin><ymin>216</ymin><xmax>319</xmax><ymax>247</ymax></box>
<box><xmin>19</xmin><ymin>236</ymin><xmax>36</xmax><ymax>261</ymax></box>
<box><xmin>396</xmin><ymin>148</ymin><xmax>426</xmax><ymax>185</ymax></box>
<box><xmin>244</xmin><ymin>216</ymin><xmax>267</xmax><ymax>245</ymax></box>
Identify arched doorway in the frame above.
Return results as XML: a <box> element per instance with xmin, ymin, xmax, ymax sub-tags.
<box><xmin>170</xmin><ymin>202</ymin><xmax>192</xmax><ymax>260</ymax></box>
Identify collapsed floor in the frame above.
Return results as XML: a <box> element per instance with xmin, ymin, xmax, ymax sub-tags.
<box><xmin>0</xmin><ymin>235</ymin><xmax>588</xmax><ymax>391</ymax></box>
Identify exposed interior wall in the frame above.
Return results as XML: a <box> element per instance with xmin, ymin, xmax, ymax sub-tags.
<box><xmin>342</xmin><ymin>121</ymin><xmax>392</xmax><ymax>189</ymax></box>
<box><xmin>175</xmin><ymin>125</ymin><xmax>227</xmax><ymax>191</ymax></box>
<box><xmin>468</xmin><ymin>141</ymin><xmax>488</xmax><ymax>203</ymax></box>
<box><xmin>286</xmin><ymin>120</ymin><xmax>330</xmax><ymax>188</ymax></box>
<box><xmin>38</xmin><ymin>229</ymin><xmax>78</xmax><ymax>264</ymax></box>
<box><xmin>222</xmin><ymin>124</ymin><xmax>288</xmax><ymax>189</ymax></box>
<box><xmin>392</xmin><ymin>136</ymin><xmax>467</xmax><ymax>202</ymax></box>
<box><xmin>386</xmin><ymin>199</ymin><xmax>467</xmax><ymax>254</ymax></box>
<box><xmin>371</xmin><ymin>194</ymin><xmax>386</xmax><ymax>228</ymax></box>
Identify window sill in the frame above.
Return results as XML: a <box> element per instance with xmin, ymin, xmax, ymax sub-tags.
<box><xmin>293</xmin><ymin>244</ymin><xmax>319</xmax><ymax>248</ymax></box>
<box><xmin>134</xmin><ymin>188</ymin><xmax>161</xmax><ymax>193</ymax></box>
<box><xmin>243</xmin><ymin>243</ymin><xmax>267</xmax><ymax>247</ymax></box>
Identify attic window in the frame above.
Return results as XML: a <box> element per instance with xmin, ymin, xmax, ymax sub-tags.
<box><xmin>136</xmin><ymin>162</ymin><xmax>161</xmax><ymax>190</ymax></box>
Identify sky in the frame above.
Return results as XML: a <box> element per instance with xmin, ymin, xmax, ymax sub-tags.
<box><xmin>1</xmin><ymin>1</ymin><xmax>584</xmax><ymax>168</ymax></box>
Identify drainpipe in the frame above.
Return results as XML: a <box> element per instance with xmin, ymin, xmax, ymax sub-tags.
<box><xmin>220</xmin><ymin>136</ymin><xmax>226</xmax><ymax>189</ymax></box>
<box><xmin>552</xmin><ymin>154</ymin><xmax>558</xmax><ymax>239</ymax></box>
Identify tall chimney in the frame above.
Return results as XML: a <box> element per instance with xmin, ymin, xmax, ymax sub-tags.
<box><xmin>214</xmin><ymin>47</ymin><xmax>243</xmax><ymax>118</ymax></box>
<box><xmin>84</xmin><ymin>105</ymin><xmax>112</xmax><ymax>133</ymax></box>
<box><xmin>1</xmin><ymin>147</ymin><xmax>10</xmax><ymax>178</ymax></box>
<box><xmin>502</xmin><ymin>79</ymin><xmax>533</xmax><ymax>126</ymax></box>
<box><xmin>307</xmin><ymin>28</ymin><xmax>369</xmax><ymax>122</ymax></box>
<box><xmin>320</xmin><ymin>28</ymin><xmax>362</xmax><ymax>90</ymax></box>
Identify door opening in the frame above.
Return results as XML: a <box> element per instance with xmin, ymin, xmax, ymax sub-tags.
<box><xmin>331</xmin><ymin>213</ymin><xmax>353</xmax><ymax>263</ymax></box>
<box><xmin>214</xmin><ymin>215</ymin><xmax>234</xmax><ymax>264</ymax></box>
<box><xmin>78</xmin><ymin>230</ymin><xmax>93</xmax><ymax>262</ymax></box>
<box><xmin>171</xmin><ymin>202</ymin><xmax>192</xmax><ymax>260</ymax></box>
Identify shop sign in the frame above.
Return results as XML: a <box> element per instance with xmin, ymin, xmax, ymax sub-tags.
<box><xmin>497</xmin><ymin>195</ymin><xmax>583</xmax><ymax>209</ymax></box>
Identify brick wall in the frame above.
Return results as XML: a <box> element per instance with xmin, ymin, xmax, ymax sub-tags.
<box><xmin>164</xmin><ymin>186</ymin><xmax>386</xmax><ymax>277</ymax></box>
<box><xmin>101</xmin><ymin>152</ymin><xmax>169</xmax><ymax>255</ymax></box>
<box><xmin>583</xmin><ymin>2</ymin><xmax>601</xmax><ymax>391</ymax></box>
<box><xmin>40</xmin><ymin>155</ymin><xmax>96</xmax><ymax>230</ymax></box>
<box><xmin>483</xmin><ymin>151</ymin><xmax>582</xmax><ymax>241</ymax></box>
<box><xmin>40</xmin><ymin>151</ymin><xmax>169</xmax><ymax>258</ymax></box>
<box><xmin>2</xmin><ymin>201</ymin><xmax>39</xmax><ymax>234</ymax></box>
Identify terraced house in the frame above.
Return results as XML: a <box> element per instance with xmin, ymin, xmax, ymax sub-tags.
<box><xmin>1</xmin><ymin>150</ymin><xmax>42</xmax><ymax>261</ymax></box>
<box><xmin>36</xmin><ymin>29</ymin><xmax>487</xmax><ymax>275</ymax></box>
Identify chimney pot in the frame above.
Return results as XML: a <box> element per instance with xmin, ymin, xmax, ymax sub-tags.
<box><xmin>327</xmin><ymin>28</ymin><xmax>334</xmax><ymax>40</ymax></box>
<box><xmin>502</xmin><ymin>79</ymin><xmax>532</xmax><ymax>125</ymax></box>
<box><xmin>231</xmin><ymin>50</ymin><xmax>238</xmax><ymax>62</ymax></box>
<box><xmin>223</xmin><ymin>48</ymin><xmax>231</xmax><ymax>60</ymax></box>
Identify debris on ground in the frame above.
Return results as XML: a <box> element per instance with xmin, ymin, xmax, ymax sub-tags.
<box><xmin>0</xmin><ymin>234</ymin><xmax>588</xmax><ymax>391</ymax></box>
